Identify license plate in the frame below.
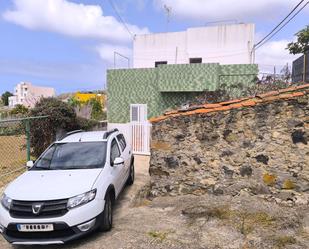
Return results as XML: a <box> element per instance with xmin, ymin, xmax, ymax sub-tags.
<box><xmin>17</xmin><ymin>224</ymin><xmax>54</xmax><ymax>232</ymax></box>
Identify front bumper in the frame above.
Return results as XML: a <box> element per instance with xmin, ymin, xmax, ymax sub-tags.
<box><xmin>0</xmin><ymin>198</ymin><xmax>105</xmax><ymax>245</ymax></box>
<box><xmin>1</xmin><ymin>214</ymin><xmax>103</xmax><ymax>245</ymax></box>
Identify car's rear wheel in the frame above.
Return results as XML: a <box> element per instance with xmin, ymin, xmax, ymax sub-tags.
<box><xmin>127</xmin><ymin>160</ymin><xmax>135</xmax><ymax>185</ymax></box>
<box><xmin>98</xmin><ymin>192</ymin><xmax>113</xmax><ymax>232</ymax></box>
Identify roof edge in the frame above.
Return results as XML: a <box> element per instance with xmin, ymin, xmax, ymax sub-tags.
<box><xmin>150</xmin><ymin>83</ymin><xmax>309</xmax><ymax>123</ymax></box>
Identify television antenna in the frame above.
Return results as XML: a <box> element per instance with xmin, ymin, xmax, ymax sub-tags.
<box><xmin>164</xmin><ymin>5</ymin><xmax>172</xmax><ymax>32</ymax></box>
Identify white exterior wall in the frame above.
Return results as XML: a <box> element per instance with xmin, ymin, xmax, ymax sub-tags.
<box><xmin>8</xmin><ymin>82</ymin><xmax>56</xmax><ymax>108</ymax></box>
<box><xmin>133</xmin><ymin>23</ymin><xmax>255</xmax><ymax>68</ymax></box>
<box><xmin>108</xmin><ymin>122</ymin><xmax>151</xmax><ymax>156</ymax></box>
<box><xmin>108</xmin><ymin>123</ymin><xmax>132</xmax><ymax>145</ymax></box>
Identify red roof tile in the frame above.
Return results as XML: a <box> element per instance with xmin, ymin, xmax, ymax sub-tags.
<box><xmin>150</xmin><ymin>84</ymin><xmax>309</xmax><ymax>123</ymax></box>
<box><xmin>203</xmin><ymin>103</ymin><xmax>222</xmax><ymax>109</ymax></box>
<box><xmin>278</xmin><ymin>86</ymin><xmax>296</xmax><ymax>93</ymax></box>
<box><xmin>279</xmin><ymin>93</ymin><xmax>295</xmax><ymax>99</ymax></box>
<box><xmin>241</xmin><ymin>100</ymin><xmax>257</xmax><ymax>107</ymax></box>
<box><xmin>295</xmin><ymin>83</ymin><xmax>309</xmax><ymax>90</ymax></box>
<box><xmin>292</xmin><ymin>92</ymin><xmax>304</xmax><ymax>97</ymax></box>
<box><xmin>220</xmin><ymin>99</ymin><xmax>242</xmax><ymax>106</ymax></box>
<box><xmin>256</xmin><ymin>91</ymin><xmax>279</xmax><ymax>99</ymax></box>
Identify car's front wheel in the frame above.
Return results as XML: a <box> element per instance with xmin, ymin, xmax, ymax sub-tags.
<box><xmin>98</xmin><ymin>192</ymin><xmax>113</xmax><ymax>232</ymax></box>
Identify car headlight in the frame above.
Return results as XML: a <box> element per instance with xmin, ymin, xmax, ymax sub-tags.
<box><xmin>1</xmin><ymin>194</ymin><xmax>12</xmax><ymax>210</ymax></box>
<box><xmin>67</xmin><ymin>189</ymin><xmax>96</xmax><ymax>209</ymax></box>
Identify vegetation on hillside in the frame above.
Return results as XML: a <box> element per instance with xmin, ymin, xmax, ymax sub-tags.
<box><xmin>67</xmin><ymin>95</ymin><xmax>106</xmax><ymax>121</ymax></box>
<box><xmin>10</xmin><ymin>104</ymin><xmax>29</xmax><ymax>116</ymax></box>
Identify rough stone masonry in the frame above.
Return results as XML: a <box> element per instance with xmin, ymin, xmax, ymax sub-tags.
<box><xmin>149</xmin><ymin>85</ymin><xmax>309</xmax><ymax>206</ymax></box>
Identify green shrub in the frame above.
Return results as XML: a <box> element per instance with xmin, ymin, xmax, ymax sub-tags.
<box><xmin>89</xmin><ymin>98</ymin><xmax>105</xmax><ymax>121</ymax></box>
<box><xmin>29</xmin><ymin>98</ymin><xmax>98</xmax><ymax>157</ymax></box>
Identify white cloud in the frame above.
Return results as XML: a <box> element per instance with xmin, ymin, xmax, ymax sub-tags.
<box><xmin>155</xmin><ymin>0</ymin><xmax>305</xmax><ymax>21</ymax></box>
<box><xmin>255</xmin><ymin>39</ymin><xmax>298</xmax><ymax>73</ymax></box>
<box><xmin>96</xmin><ymin>44</ymin><xmax>132</xmax><ymax>67</ymax></box>
<box><xmin>3</xmin><ymin>0</ymin><xmax>149</xmax><ymax>43</ymax></box>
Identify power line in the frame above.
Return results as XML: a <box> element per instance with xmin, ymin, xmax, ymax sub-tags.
<box><xmin>107</xmin><ymin>0</ymin><xmax>135</xmax><ymax>38</ymax></box>
<box><xmin>255</xmin><ymin>0</ymin><xmax>305</xmax><ymax>47</ymax></box>
<box><xmin>255</xmin><ymin>1</ymin><xmax>309</xmax><ymax>50</ymax></box>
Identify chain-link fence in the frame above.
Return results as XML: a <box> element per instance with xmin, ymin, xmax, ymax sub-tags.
<box><xmin>0</xmin><ymin>116</ymin><xmax>48</xmax><ymax>189</ymax></box>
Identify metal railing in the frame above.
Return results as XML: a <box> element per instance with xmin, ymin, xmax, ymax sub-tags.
<box><xmin>0</xmin><ymin>116</ymin><xmax>48</xmax><ymax>188</ymax></box>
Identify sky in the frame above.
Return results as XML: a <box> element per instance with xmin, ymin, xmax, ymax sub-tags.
<box><xmin>0</xmin><ymin>0</ymin><xmax>308</xmax><ymax>95</ymax></box>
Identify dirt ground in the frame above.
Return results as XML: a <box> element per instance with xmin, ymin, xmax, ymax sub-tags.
<box><xmin>1</xmin><ymin>156</ymin><xmax>308</xmax><ymax>249</ymax></box>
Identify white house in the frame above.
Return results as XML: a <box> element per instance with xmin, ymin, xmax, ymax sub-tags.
<box><xmin>133</xmin><ymin>23</ymin><xmax>255</xmax><ymax>68</ymax></box>
<box><xmin>9</xmin><ymin>82</ymin><xmax>56</xmax><ymax>108</ymax></box>
<box><xmin>109</xmin><ymin>23</ymin><xmax>257</xmax><ymax>155</ymax></box>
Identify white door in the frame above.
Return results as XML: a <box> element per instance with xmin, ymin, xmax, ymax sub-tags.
<box><xmin>130</xmin><ymin>104</ymin><xmax>151</xmax><ymax>155</ymax></box>
<box><xmin>116</xmin><ymin>134</ymin><xmax>131</xmax><ymax>181</ymax></box>
<box><xmin>110</xmin><ymin>138</ymin><xmax>125</xmax><ymax>195</ymax></box>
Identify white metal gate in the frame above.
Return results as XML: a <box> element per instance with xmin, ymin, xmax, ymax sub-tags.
<box><xmin>130</xmin><ymin>104</ymin><xmax>151</xmax><ymax>155</ymax></box>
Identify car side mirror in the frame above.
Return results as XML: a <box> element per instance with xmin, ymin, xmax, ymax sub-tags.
<box><xmin>26</xmin><ymin>161</ymin><xmax>34</xmax><ymax>169</ymax></box>
<box><xmin>113</xmin><ymin>157</ymin><xmax>124</xmax><ymax>166</ymax></box>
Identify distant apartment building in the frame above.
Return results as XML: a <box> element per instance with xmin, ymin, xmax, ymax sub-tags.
<box><xmin>133</xmin><ymin>23</ymin><xmax>255</xmax><ymax>68</ymax></box>
<box><xmin>9</xmin><ymin>82</ymin><xmax>56</xmax><ymax>108</ymax></box>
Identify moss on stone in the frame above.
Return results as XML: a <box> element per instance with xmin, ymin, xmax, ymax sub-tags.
<box><xmin>151</xmin><ymin>141</ymin><xmax>172</xmax><ymax>151</ymax></box>
<box><xmin>282</xmin><ymin>179</ymin><xmax>295</xmax><ymax>190</ymax></box>
<box><xmin>147</xmin><ymin>231</ymin><xmax>169</xmax><ymax>242</ymax></box>
<box><xmin>225</xmin><ymin>133</ymin><xmax>239</xmax><ymax>143</ymax></box>
<box><xmin>263</xmin><ymin>173</ymin><xmax>277</xmax><ymax>186</ymax></box>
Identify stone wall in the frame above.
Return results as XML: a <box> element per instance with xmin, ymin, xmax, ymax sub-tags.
<box><xmin>149</xmin><ymin>87</ymin><xmax>309</xmax><ymax>206</ymax></box>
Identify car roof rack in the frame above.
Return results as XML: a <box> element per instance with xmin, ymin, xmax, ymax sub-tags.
<box><xmin>103</xmin><ymin>128</ymin><xmax>119</xmax><ymax>139</ymax></box>
<box><xmin>59</xmin><ymin>130</ymin><xmax>84</xmax><ymax>141</ymax></box>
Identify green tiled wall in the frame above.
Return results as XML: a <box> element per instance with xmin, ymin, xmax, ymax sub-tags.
<box><xmin>107</xmin><ymin>63</ymin><xmax>258</xmax><ymax>123</ymax></box>
<box><xmin>158</xmin><ymin>63</ymin><xmax>219</xmax><ymax>92</ymax></box>
<box><xmin>220</xmin><ymin>64</ymin><xmax>258</xmax><ymax>75</ymax></box>
<box><xmin>107</xmin><ymin>68</ymin><xmax>162</xmax><ymax>124</ymax></box>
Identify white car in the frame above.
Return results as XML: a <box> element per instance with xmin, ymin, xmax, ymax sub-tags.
<box><xmin>0</xmin><ymin>129</ymin><xmax>134</xmax><ymax>245</ymax></box>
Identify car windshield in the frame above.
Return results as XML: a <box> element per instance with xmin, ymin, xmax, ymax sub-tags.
<box><xmin>32</xmin><ymin>142</ymin><xmax>107</xmax><ymax>170</ymax></box>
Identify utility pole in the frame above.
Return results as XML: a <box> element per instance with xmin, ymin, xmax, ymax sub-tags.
<box><xmin>164</xmin><ymin>5</ymin><xmax>172</xmax><ymax>32</ymax></box>
<box><xmin>304</xmin><ymin>53</ymin><xmax>307</xmax><ymax>82</ymax></box>
<box><xmin>251</xmin><ymin>44</ymin><xmax>256</xmax><ymax>64</ymax></box>
<box><xmin>286</xmin><ymin>62</ymin><xmax>290</xmax><ymax>83</ymax></box>
<box><xmin>175</xmin><ymin>46</ymin><xmax>178</xmax><ymax>64</ymax></box>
